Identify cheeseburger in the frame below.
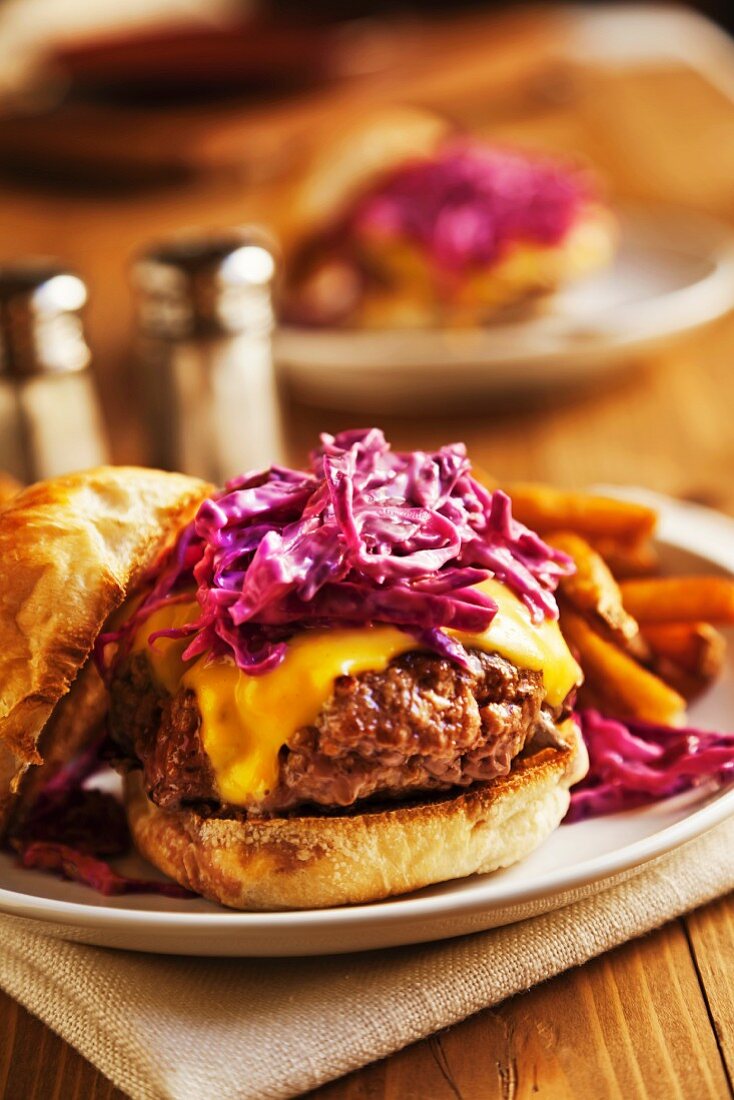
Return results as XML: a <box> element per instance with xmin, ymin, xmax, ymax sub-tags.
<box><xmin>0</xmin><ymin>431</ymin><xmax>587</xmax><ymax>909</ymax></box>
<box><xmin>282</xmin><ymin>108</ymin><xmax>615</xmax><ymax>329</ymax></box>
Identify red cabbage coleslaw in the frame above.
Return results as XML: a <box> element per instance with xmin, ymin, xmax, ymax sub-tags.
<box><xmin>351</xmin><ymin>139</ymin><xmax>589</xmax><ymax>275</ymax></box>
<box><xmin>97</xmin><ymin>428</ymin><xmax>573</xmax><ymax>679</ymax></box>
<box><xmin>567</xmin><ymin>710</ymin><xmax>734</xmax><ymax>822</ymax></box>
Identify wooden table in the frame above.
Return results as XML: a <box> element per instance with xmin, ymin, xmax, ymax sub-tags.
<box><xmin>1</xmin><ymin>8</ymin><xmax>734</xmax><ymax>1098</ymax></box>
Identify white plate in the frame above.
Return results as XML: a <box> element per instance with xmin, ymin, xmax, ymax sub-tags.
<box><xmin>275</xmin><ymin>208</ymin><xmax>734</xmax><ymax>413</ymax></box>
<box><xmin>1</xmin><ymin>490</ymin><xmax>734</xmax><ymax>956</ymax></box>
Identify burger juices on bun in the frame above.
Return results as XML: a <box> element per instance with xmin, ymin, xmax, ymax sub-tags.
<box><xmin>0</xmin><ymin>432</ymin><xmax>587</xmax><ymax>909</ymax></box>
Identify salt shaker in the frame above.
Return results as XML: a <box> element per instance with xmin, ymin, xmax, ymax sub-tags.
<box><xmin>0</xmin><ymin>261</ymin><xmax>109</xmax><ymax>483</ymax></box>
<box><xmin>132</xmin><ymin>227</ymin><xmax>285</xmax><ymax>482</ymax></box>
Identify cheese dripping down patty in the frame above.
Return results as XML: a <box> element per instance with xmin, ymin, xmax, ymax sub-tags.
<box><xmin>129</xmin><ymin>580</ymin><xmax>581</xmax><ymax>808</ymax></box>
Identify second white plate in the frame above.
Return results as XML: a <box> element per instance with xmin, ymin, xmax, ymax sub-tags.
<box><xmin>275</xmin><ymin>208</ymin><xmax>734</xmax><ymax>413</ymax></box>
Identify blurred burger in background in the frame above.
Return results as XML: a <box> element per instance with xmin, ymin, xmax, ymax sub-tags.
<box><xmin>281</xmin><ymin>107</ymin><xmax>616</xmax><ymax>329</ymax></box>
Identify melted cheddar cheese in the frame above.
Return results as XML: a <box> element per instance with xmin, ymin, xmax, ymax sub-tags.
<box><xmin>132</xmin><ymin>580</ymin><xmax>581</xmax><ymax>806</ymax></box>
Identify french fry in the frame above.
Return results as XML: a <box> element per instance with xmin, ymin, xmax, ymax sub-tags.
<box><xmin>505</xmin><ymin>482</ymin><xmax>658</xmax><ymax>543</ymax></box>
<box><xmin>494</xmin><ymin>480</ymin><xmax>728</xmax><ymax>702</ymax></box>
<box><xmin>651</xmin><ymin>659</ymin><xmax>712</xmax><ymax>702</ymax></box>
<box><xmin>619</xmin><ymin>577</ymin><xmax>734</xmax><ymax>625</ymax></box>
<box><xmin>549</xmin><ymin>531</ymin><xmax>640</xmax><ymax>644</ymax></box>
<box><xmin>588</xmin><ymin>535</ymin><xmax>659</xmax><ymax>579</ymax></box>
<box><xmin>640</xmin><ymin>622</ymin><xmax>725</xmax><ymax>701</ymax></box>
<box><xmin>561</xmin><ymin>609</ymin><xmax>686</xmax><ymax>725</ymax></box>
<box><xmin>641</xmin><ymin>622</ymin><xmax>726</xmax><ymax>681</ymax></box>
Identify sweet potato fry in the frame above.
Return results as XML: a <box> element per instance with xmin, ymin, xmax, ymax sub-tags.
<box><xmin>619</xmin><ymin>577</ymin><xmax>734</xmax><ymax>625</ymax></box>
<box><xmin>588</xmin><ymin>535</ymin><xmax>659</xmax><ymax>579</ymax></box>
<box><xmin>549</xmin><ymin>531</ymin><xmax>640</xmax><ymax>644</ymax></box>
<box><xmin>561</xmin><ymin>609</ymin><xmax>686</xmax><ymax>725</ymax></box>
<box><xmin>648</xmin><ymin>666</ymin><xmax>719</xmax><ymax>704</ymax></box>
<box><xmin>641</xmin><ymin>622</ymin><xmax>726</xmax><ymax>681</ymax></box>
<box><xmin>505</xmin><ymin>483</ymin><xmax>657</xmax><ymax>543</ymax></box>
<box><xmin>640</xmin><ymin>621</ymin><xmax>725</xmax><ymax>701</ymax></box>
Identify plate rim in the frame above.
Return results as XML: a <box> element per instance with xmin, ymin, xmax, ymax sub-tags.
<box><xmin>1</xmin><ymin>489</ymin><xmax>734</xmax><ymax>942</ymax></box>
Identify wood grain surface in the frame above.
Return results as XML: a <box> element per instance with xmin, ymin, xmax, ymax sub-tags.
<box><xmin>1</xmin><ymin>905</ymin><xmax>733</xmax><ymax>1099</ymax></box>
<box><xmin>1</xmin><ymin>8</ymin><xmax>734</xmax><ymax>1099</ymax></box>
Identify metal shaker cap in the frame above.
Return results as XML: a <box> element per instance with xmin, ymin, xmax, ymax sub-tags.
<box><xmin>0</xmin><ymin>260</ymin><xmax>90</xmax><ymax>377</ymax></box>
<box><xmin>132</xmin><ymin>226</ymin><xmax>278</xmax><ymax>339</ymax></box>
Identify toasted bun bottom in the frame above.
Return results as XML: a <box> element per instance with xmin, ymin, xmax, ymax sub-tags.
<box><xmin>125</xmin><ymin>737</ymin><xmax>584</xmax><ymax>911</ymax></box>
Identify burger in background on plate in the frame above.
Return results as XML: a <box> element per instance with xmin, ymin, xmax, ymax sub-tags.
<box><xmin>0</xmin><ymin>432</ymin><xmax>588</xmax><ymax>909</ymax></box>
<box><xmin>281</xmin><ymin>108</ymin><xmax>616</xmax><ymax>329</ymax></box>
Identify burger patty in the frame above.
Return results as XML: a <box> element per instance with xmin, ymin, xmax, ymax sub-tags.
<box><xmin>109</xmin><ymin>649</ymin><xmax>562</xmax><ymax>816</ymax></box>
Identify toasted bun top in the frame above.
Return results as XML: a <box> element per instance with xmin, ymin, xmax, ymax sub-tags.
<box><xmin>0</xmin><ymin>466</ymin><xmax>209</xmax><ymax>826</ymax></box>
<box><xmin>290</xmin><ymin>106</ymin><xmax>451</xmax><ymax>239</ymax></box>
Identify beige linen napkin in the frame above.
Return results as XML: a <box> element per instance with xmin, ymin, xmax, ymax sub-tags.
<box><xmin>1</xmin><ymin>815</ymin><xmax>733</xmax><ymax>1100</ymax></box>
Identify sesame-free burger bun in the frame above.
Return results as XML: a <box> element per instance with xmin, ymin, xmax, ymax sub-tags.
<box><xmin>290</xmin><ymin>106</ymin><xmax>452</xmax><ymax>238</ymax></box>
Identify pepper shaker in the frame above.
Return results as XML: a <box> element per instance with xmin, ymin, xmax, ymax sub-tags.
<box><xmin>132</xmin><ymin>227</ymin><xmax>285</xmax><ymax>482</ymax></box>
<box><xmin>0</xmin><ymin>261</ymin><xmax>109</xmax><ymax>482</ymax></box>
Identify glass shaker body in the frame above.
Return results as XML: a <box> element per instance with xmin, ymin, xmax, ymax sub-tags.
<box><xmin>0</xmin><ymin>262</ymin><xmax>108</xmax><ymax>483</ymax></box>
<box><xmin>133</xmin><ymin>229</ymin><xmax>285</xmax><ymax>483</ymax></box>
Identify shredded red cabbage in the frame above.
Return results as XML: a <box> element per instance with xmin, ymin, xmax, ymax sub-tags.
<box><xmin>98</xmin><ymin>428</ymin><xmax>572</xmax><ymax>678</ymax></box>
<box><xmin>19</xmin><ymin>842</ymin><xmax>194</xmax><ymax>898</ymax></box>
<box><xmin>13</xmin><ymin>737</ymin><xmax>128</xmax><ymax>855</ymax></box>
<box><xmin>351</xmin><ymin>140</ymin><xmax>588</xmax><ymax>273</ymax></box>
<box><xmin>11</xmin><ymin>741</ymin><xmax>193</xmax><ymax>899</ymax></box>
<box><xmin>566</xmin><ymin>710</ymin><xmax>734</xmax><ymax>822</ymax></box>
